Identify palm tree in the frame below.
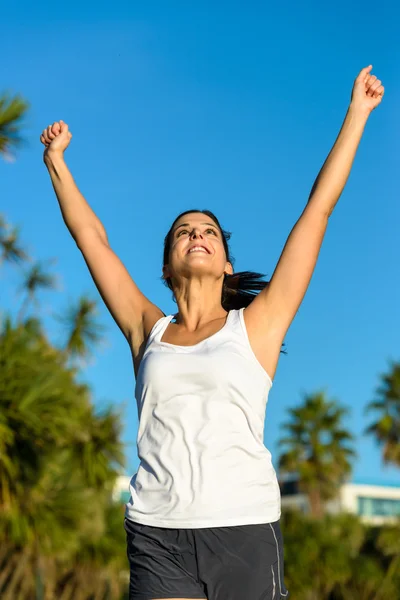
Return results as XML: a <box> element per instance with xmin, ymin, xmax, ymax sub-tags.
<box><xmin>0</xmin><ymin>214</ymin><xmax>29</xmax><ymax>267</ymax></box>
<box><xmin>0</xmin><ymin>93</ymin><xmax>29</xmax><ymax>161</ymax></box>
<box><xmin>57</xmin><ymin>295</ymin><xmax>106</xmax><ymax>362</ymax></box>
<box><xmin>0</xmin><ymin>316</ymin><xmax>127</xmax><ymax>599</ymax></box>
<box><xmin>69</xmin><ymin>405</ymin><xmax>125</xmax><ymax>491</ymax></box>
<box><xmin>278</xmin><ymin>391</ymin><xmax>356</xmax><ymax>518</ymax></box>
<box><xmin>0</xmin><ymin>316</ymin><xmax>81</xmax><ymax>512</ymax></box>
<box><xmin>17</xmin><ymin>259</ymin><xmax>58</xmax><ymax>321</ymax></box>
<box><xmin>57</xmin><ymin>502</ymin><xmax>128</xmax><ymax>600</ymax></box>
<box><xmin>0</xmin><ymin>208</ymin><xmax>128</xmax><ymax>597</ymax></box>
<box><xmin>364</xmin><ymin>361</ymin><xmax>400</xmax><ymax>467</ymax></box>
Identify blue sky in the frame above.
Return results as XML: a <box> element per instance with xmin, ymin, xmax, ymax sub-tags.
<box><xmin>2</xmin><ymin>1</ymin><xmax>399</xmax><ymax>485</ymax></box>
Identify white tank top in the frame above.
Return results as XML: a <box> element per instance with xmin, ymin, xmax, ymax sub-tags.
<box><xmin>125</xmin><ymin>307</ymin><xmax>281</xmax><ymax>528</ymax></box>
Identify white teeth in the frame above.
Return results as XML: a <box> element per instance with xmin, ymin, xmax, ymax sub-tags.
<box><xmin>189</xmin><ymin>247</ymin><xmax>207</xmax><ymax>253</ymax></box>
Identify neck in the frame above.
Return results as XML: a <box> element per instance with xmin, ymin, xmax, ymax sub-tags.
<box><xmin>172</xmin><ymin>275</ymin><xmax>227</xmax><ymax>331</ymax></box>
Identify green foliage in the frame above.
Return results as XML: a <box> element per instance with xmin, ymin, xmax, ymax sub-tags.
<box><xmin>282</xmin><ymin>511</ymin><xmax>362</xmax><ymax>598</ymax></box>
<box><xmin>0</xmin><ymin>315</ymin><xmax>127</xmax><ymax>598</ymax></box>
<box><xmin>0</xmin><ymin>204</ymin><xmax>128</xmax><ymax>597</ymax></box>
<box><xmin>281</xmin><ymin>511</ymin><xmax>400</xmax><ymax>600</ymax></box>
<box><xmin>17</xmin><ymin>259</ymin><xmax>59</xmax><ymax>321</ymax></box>
<box><xmin>365</xmin><ymin>361</ymin><xmax>400</xmax><ymax>467</ymax></box>
<box><xmin>0</xmin><ymin>93</ymin><xmax>30</xmax><ymax>160</ymax></box>
<box><xmin>56</xmin><ymin>296</ymin><xmax>106</xmax><ymax>361</ymax></box>
<box><xmin>0</xmin><ymin>214</ymin><xmax>29</xmax><ymax>266</ymax></box>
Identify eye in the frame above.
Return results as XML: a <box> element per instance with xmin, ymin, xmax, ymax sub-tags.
<box><xmin>177</xmin><ymin>229</ymin><xmax>189</xmax><ymax>237</ymax></box>
<box><xmin>206</xmin><ymin>228</ymin><xmax>217</xmax><ymax>235</ymax></box>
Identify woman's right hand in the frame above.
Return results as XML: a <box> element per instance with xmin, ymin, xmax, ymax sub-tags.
<box><xmin>40</xmin><ymin>120</ymin><xmax>72</xmax><ymax>158</ymax></box>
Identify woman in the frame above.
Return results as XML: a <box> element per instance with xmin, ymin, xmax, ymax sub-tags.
<box><xmin>40</xmin><ymin>65</ymin><xmax>384</xmax><ymax>600</ymax></box>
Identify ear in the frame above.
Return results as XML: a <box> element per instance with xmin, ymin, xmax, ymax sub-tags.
<box><xmin>162</xmin><ymin>264</ymin><xmax>171</xmax><ymax>280</ymax></box>
<box><xmin>224</xmin><ymin>261</ymin><xmax>234</xmax><ymax>276</ymax></box>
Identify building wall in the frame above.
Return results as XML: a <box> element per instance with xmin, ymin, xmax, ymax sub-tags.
<box><xmin>114</xmin><ymin>474</ymin><xmax>131</xmax><ymax>504</ymax></box>
<box><xmin>280</xmin><ymin>480</ymin><xmax>400</xmax><ymax>524</ymax></box>
<box><xmin>340</xmin><ymin>483</ymin><xmax>400</xmax><ymax>525</ymax></box>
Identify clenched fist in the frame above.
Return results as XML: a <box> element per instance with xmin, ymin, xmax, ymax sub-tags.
<box><xmin>351</xmin><ymin>66</ymin><xmax>384</xmax><ymax>116</ymax></box>
<box><xmin>40</xmin><ymin>120</ymin><xmax>72</xmax><ymax>157</ymax></box>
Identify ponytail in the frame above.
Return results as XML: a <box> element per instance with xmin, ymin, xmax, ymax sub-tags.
<box><xmin>222</xmin><ymin>271</ymin><xmax>268</xmax><ymax>310</ymax></box>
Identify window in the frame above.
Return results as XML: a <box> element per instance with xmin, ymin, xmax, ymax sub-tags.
<box><xmin>358</xmin><ymin>496</ymin><xmax>400</xmax><ymax>517</ymax></box>
<box><xmin>279</xmin><ymin>479</ymin><xmax>300</xmax><ymax>496</ymax></box>
<box><xmin>119</xmin><ymin>490</ymin><xmax>131</xmax><ymax>504</ymax></box>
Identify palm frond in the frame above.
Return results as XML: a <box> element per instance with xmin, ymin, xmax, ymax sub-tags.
<box><xmin>56</xmin><ymin>295</ymin><xmax>106</xmax><ymax>360</ymax></box>
<box><xmin>0</xmin><ymin>93</ymin><xmax>30</xmax><ymax>159</ymax></box>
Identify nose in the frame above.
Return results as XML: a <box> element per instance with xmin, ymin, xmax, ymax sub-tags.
<box><xmin>190</xmin><ymin>228</ymin><xmax>203</xmax><ymax>240</ymax></box>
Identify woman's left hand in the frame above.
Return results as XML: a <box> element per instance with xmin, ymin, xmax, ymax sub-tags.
<box><xmin>351</xmin><ymin>65</ymin><xmax>384</xmax><ymax>116</ymax></box>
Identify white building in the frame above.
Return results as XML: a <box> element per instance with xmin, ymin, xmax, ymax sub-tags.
<box><xmin>280</xmin><ymin>475</ymin><xmax>400</xmax><ymax>525</ymax></box>
<box><xmin>114</xmin><ymin>474</ymin><xmax>131</xmax><ymax>505</ymax></box>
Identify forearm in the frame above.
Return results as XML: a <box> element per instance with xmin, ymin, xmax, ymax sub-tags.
<box><xmin>308</xmin><ymin>104</ymin><xmax>369</xmax><ymax>217</ymax></box>
<box><xmin>44</xmin><ymin>152</ymin><xmax>107</xmax><ymax>243</ymax></box>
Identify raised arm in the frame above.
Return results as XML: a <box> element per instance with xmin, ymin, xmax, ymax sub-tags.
<box><xmin>245</xmin><ymin>66</ymin><xmax>384</xmax><ymax>379</ymax></box>
<box><xmin>41</xmin><ymin>121</ymin><xmax>162</xmax><ymax>362</ymax></box>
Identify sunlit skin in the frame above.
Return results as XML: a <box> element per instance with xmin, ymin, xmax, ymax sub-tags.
<box><xmin>162</xmin><ymin>212</ymin><xmax>233</xmax><ymax>334</ymax></box>
<box><xmin>40</xmin><ymin>65</ymin><xmax>384</xmax><ymax>379</ymax></box>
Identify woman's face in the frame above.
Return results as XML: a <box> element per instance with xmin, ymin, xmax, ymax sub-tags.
<box><xmin>163</xmin><ymin>212</ymin><xmax>233</xmax><ymax>285</ymax></box>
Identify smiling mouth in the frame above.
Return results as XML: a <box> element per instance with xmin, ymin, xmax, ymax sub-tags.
<box><xmin>187</xmin><ymin>246</ymin><xmax>210</xmax><ymax>255</ymax></box>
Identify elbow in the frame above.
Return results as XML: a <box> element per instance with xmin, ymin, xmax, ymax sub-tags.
<box><xmin>74</xmin><ymin>225</ymin><xmax>109</xmax><ymax>249</ymax></box>
<box><xmin>304</xmin><ymin>198</ymin><xmax>332</xmax><ymax>222</ymax></box>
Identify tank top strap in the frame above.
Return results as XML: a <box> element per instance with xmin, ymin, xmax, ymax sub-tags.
<box><xmin>235</xmin><ymin>306</ymin><xmax>251</xmax><ymax>343</ymax></box>
<box><xmin>227</xmin><ymin>307</ymin><xmax>254</xmax><ymax>345</ymax></box>
<box><xmin>221</xmin><ymin>307</ymin><xmax>243</xmax><ymax>334</ymax></box>
<box><xmin>227</xmin><ymin>307</ymin><xmax>241</xmax><ymax>327</ymax></box>
<box><xmin>147</xmin><ymin>314</ymin><xmax>174</xmax><ymax>346</ymax></box>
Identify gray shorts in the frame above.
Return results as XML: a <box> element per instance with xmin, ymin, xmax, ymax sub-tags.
<box><xmin>125</xmin><ymin>518</ymin><xmax>289</xmax><ymax>600</ymax></box>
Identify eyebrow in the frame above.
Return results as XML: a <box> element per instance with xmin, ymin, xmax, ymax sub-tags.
<box><xmin>173</xmin><ymin>222</ymin><xmax>219</xmax><ymax>233</ymax></box>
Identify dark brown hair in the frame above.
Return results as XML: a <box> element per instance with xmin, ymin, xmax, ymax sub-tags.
<box><xmin>162</xmin><ymin>209</ymin><xmax>269</xmax><ymax>310</ymax></box>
